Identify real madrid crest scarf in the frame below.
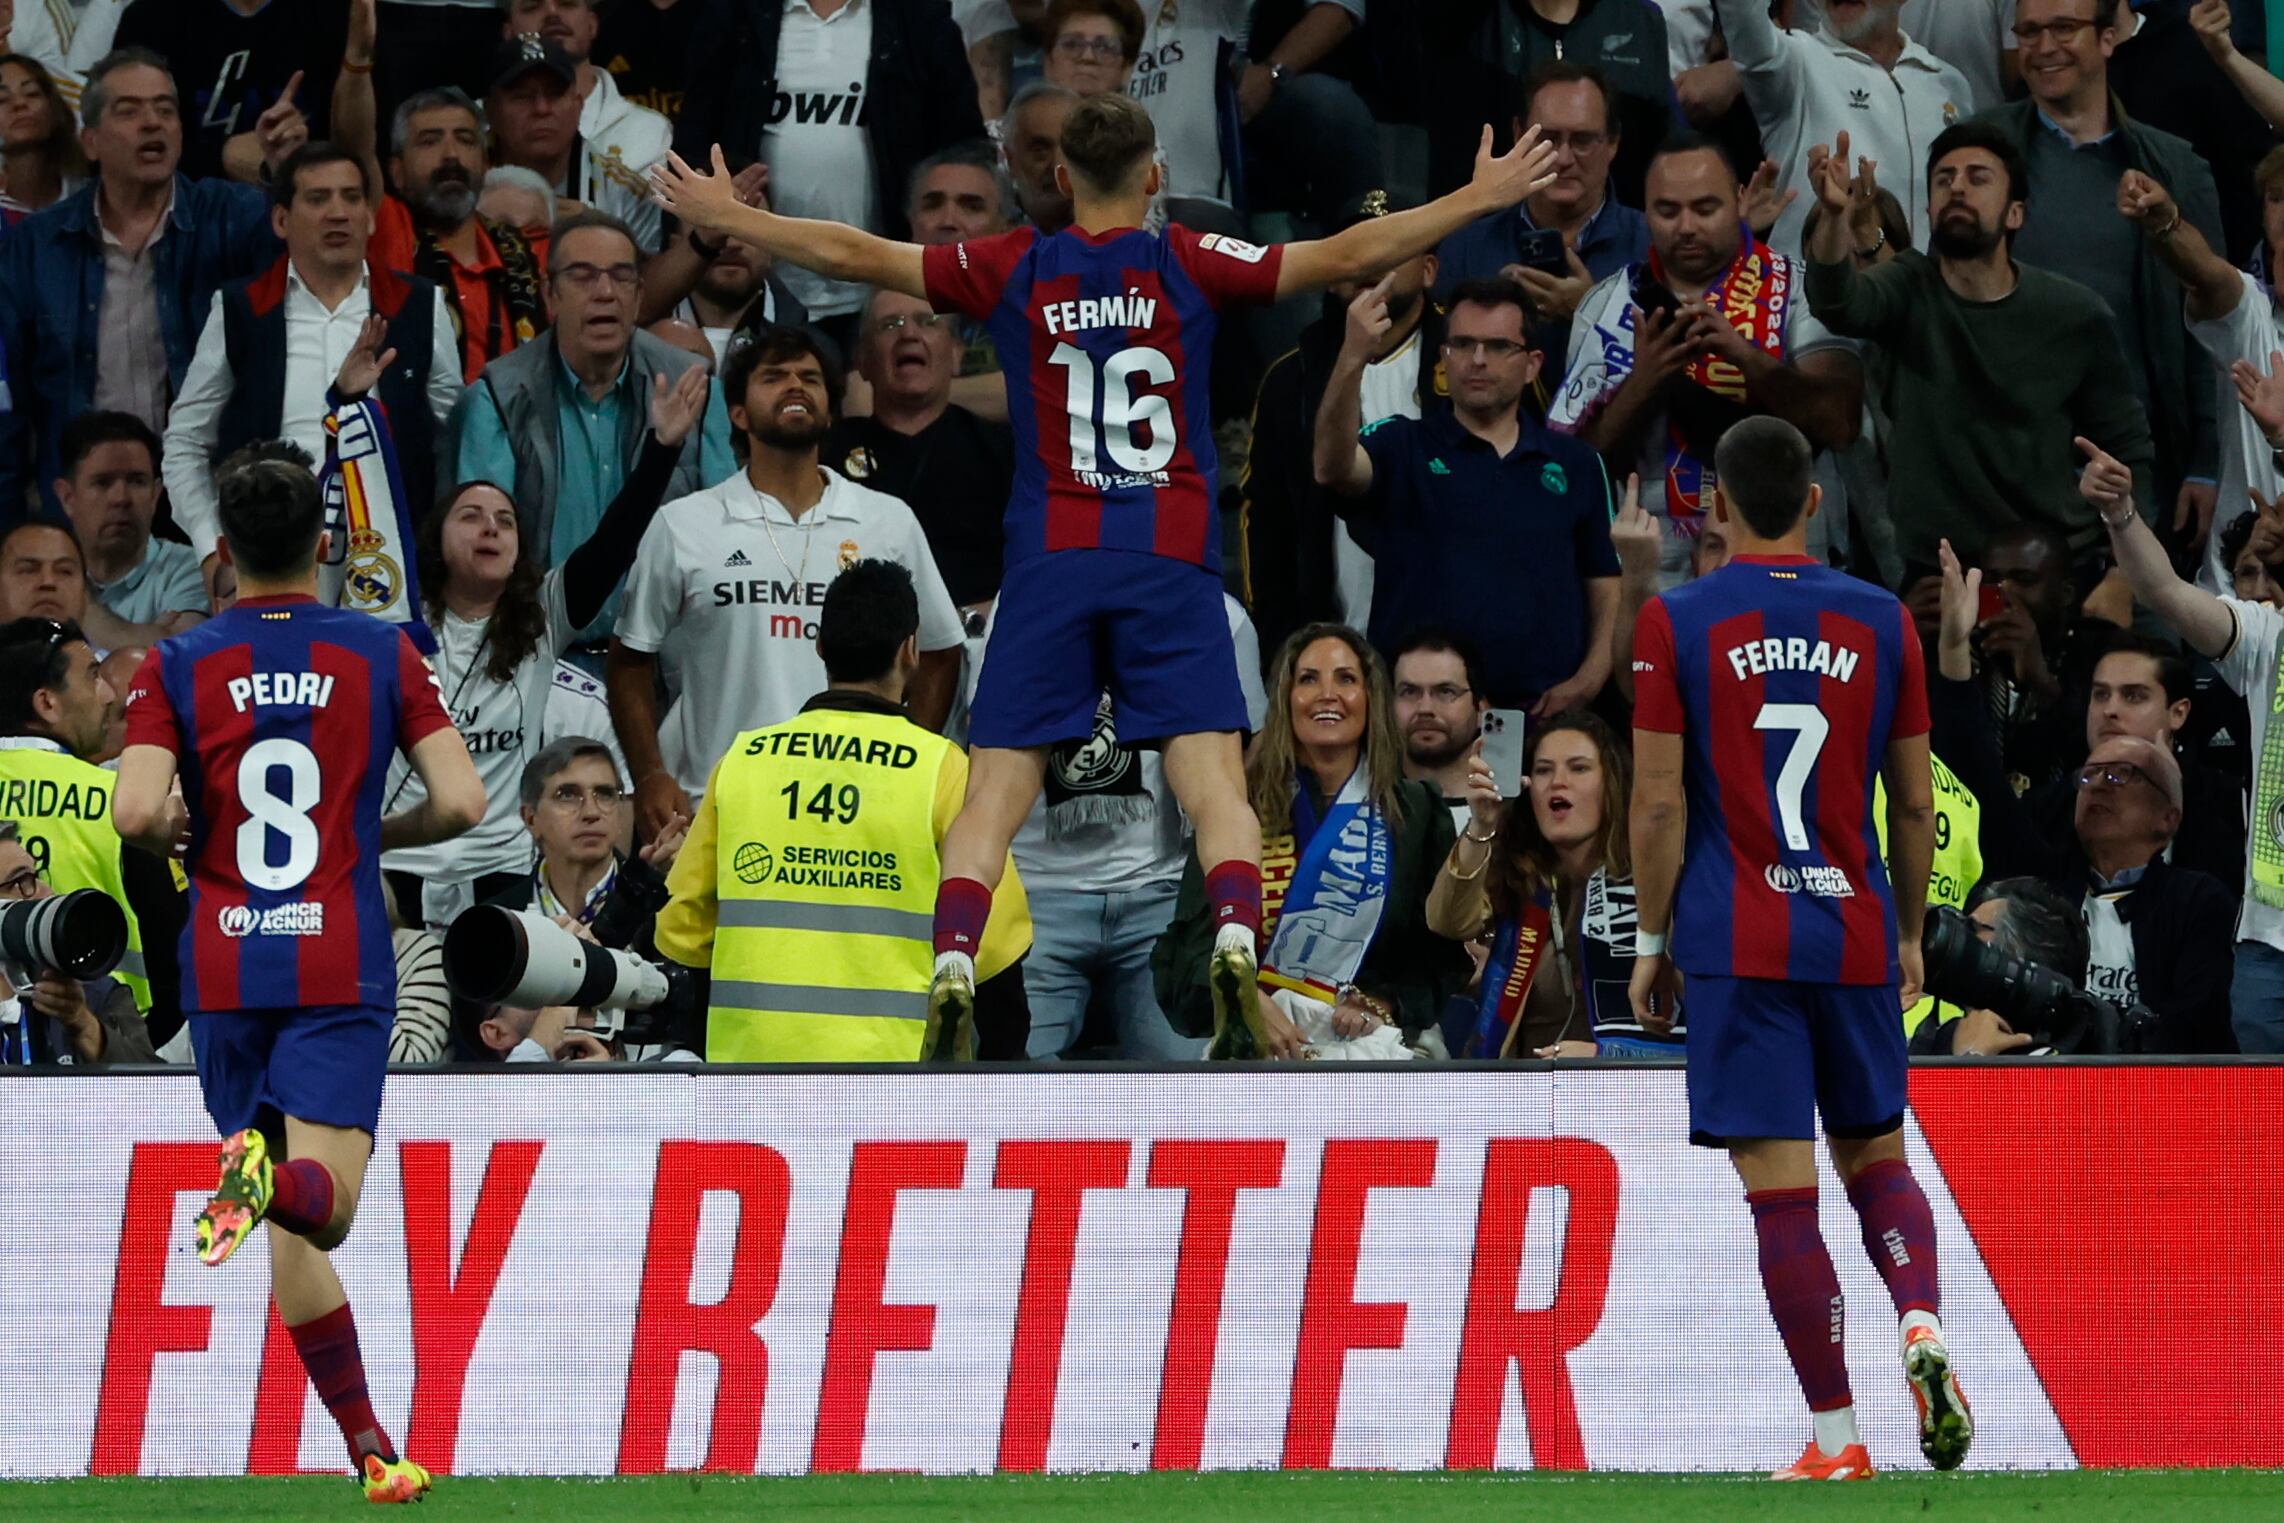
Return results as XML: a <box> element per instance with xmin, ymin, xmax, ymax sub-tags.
<box><xmin>317</xmin><ymin>392</ymin><xmax>435</xmax><ymax>654</ymax></box>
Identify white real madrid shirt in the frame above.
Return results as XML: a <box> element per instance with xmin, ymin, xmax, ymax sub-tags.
<box><xmin>762</xmin><ymin>0</ymin><xmax>880</xmax><ymax>318</ymax></box>
<box><xmin>619</xmin><ymin>466</ymin><xmax>965</xmax><ymax>799</ymax></box>
<box><xmin>382</xmin><ymin>568</ymin><xmax>579</xmax><ymax>890</ymax></box>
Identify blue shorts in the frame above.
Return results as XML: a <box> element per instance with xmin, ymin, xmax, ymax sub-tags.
<box><xmin>971</xmin><ymin>550</ymin><xmax>1249</xmax><ymax>750</ymax></box>
<box><xmin>1683</xmin><ymin>975</ymin><xmax>1905</xmax><ymax>1148</ymax></box>
<box><xmin>189</xmin><ymin>1004</ymin><xmax>393</xmax><ymax>1139</ymax></box>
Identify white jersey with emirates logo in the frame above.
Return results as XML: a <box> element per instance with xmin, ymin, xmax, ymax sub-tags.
<box><xmin>618</xmin><ymin>467</ymin><xmax>965</xmax><ymax>800</ymax></box>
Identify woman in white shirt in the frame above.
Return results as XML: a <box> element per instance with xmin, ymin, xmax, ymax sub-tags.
<box><xmin>382</xmin><ymin>364</ymin><xmax>711</xmax><ymax>927</ymax></box>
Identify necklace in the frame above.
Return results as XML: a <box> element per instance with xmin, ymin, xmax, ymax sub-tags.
<box><xmin>757</xmin><ymin>486</ymin><xmax>817</xmax><ymax>585</ymax></box>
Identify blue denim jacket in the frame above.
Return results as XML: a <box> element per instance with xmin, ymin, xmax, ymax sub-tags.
<box><xmin>0</xmin><ymin>174</ymin><xmax>277</xmax><ymax>515</ymax></box>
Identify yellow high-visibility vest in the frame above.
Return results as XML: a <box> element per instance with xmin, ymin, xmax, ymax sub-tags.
<box><xmin>658</xmin><ymin>698</ymin><xmax>1030</xmax><ymax>1061</ymax></box>
<box><xmin>0</xmin><ymin>740</ymin><xmax>155</xmax><ymax>1010</ymax></box>
<box><xmin>1878</xmin><ymin>751</ymin><xmax>1983</xmax><ymax>1034</ymax></box>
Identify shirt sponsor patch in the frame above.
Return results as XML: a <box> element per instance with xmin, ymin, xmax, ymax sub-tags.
<box><xmin>1197</xmin><ymin>233</ymin><xmax>1267</xmax><ymax>264</ymax></box>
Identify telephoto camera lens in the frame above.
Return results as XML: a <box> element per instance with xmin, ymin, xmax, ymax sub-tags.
<box><xmin>0</xmin><ymin>889</ymin><xmax>129</xmax><ymax>981</ymax></box>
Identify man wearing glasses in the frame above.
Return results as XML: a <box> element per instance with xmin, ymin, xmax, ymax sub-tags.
<box><xmin>1971</xmin><ymin>0</ymin><xmax>2225</xmax><ymax>553</ymax></box>
<box><xmin>1316</xmin><ymin>275</ymin><xmax>1622</xmax><ymax>719</ymax></box>
<box><xmin>0</xmin><ymin>821</ymin><xmax>156</xmax><ymax>1067</ymax></box>
<box><xmin>452</xmin><ymin>211</ymin><xmax>735</xmax><ymax>645</ymax></box>
<box><xmin>1392</xmin><ymin>631</ymin><xmax>1488</xmax><ymax>833</ymax></box>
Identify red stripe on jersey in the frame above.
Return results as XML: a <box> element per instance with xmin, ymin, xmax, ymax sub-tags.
<box><xmin>1707</xmin><ymin>609</ymin><xmax>1787</xmax><ymax>979</ymax></box>
<box><xmin>1027</xmin><ymin>272</ymin><xmax>1103</xmax><ymax>553</ymax></box>
<box><xmin>298</xmin><ymin>640</ymin><xmax>374</xmax><ymax>1006</ymax></box>
<box><xmin>1127</xmin><ymin>262</ymin><xmax>1206</xmax><ymax>561</ymax></box>
<box><xmin>1816</xmin><ymin>609</ymin><xmax>1886</xmax><ymax>983</ymax></box>
<box><xmin>189</xmin><ymin>644</ymin><xmax>256</xmax><ymax>1012</ymax></box>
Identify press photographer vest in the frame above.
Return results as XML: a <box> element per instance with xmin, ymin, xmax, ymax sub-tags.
<box><xmin>0</xmin><ymin>741</ymin><xmax>151</xmax><ymax>1010</ymax></box>
<box><xmin>703</xmin><ymin>698</ymin><xmax>1028</xmax><ymax>1061</ymax></box>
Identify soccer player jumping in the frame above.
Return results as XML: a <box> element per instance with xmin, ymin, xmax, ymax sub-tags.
<box><xmin>1627</xmin><ymin>417</ymin><xmax>1971</xmax><ymax>1479</ymax></box>
<box><xmin>113</xmin><ymin>447</ymin><xmax>485</xmax><ymax>1503</ymax></box>
<box><xmin>654</xmin><ymin>98</ymin><xmax>1557</xmax><ymax>1057</ymax></box>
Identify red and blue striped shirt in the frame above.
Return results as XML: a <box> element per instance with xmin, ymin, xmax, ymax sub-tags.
<box><xmin>922</xmin><ymin>223</ymin><xmax>1284</xmax><ymax>572</ymax></box>
<box><xmin>1632</xmin><ymin>556</ymin><xmax>1929</xmax><ymax>985</ymax></box>
<box><xmin>122</xmin><ymin>596</ymin><xmax>453</xmax><ymax>1012</ymax></box>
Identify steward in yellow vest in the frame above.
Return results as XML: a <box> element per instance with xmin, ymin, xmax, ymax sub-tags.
<box><xmin>656</xmin><ymin>562</ymin><xmax>1030</xmax><ymax>1060</ymax></box>
<box><xmin>0</xmin><ymin>619</ymin><xmax>183</xmax><ymax>1027</ymax></box>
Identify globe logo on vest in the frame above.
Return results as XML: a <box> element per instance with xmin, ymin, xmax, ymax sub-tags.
<box><xmin>734</xmin><ymin>842</ymin><xmax>775</xmax><ymax>885</ymax></box>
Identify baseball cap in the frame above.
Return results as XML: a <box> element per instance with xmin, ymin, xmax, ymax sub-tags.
<box><xmin>489</xmin><ymin>32</ymin><xmax>577</xmax><ymax>94</ymax></box>
<box><xmin>1331</xmin><ymin>188</ymin><xmax>1421</xmax><ymax>236</ymax></box>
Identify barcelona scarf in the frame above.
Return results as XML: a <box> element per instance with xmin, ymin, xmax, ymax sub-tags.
<box><xmin>317</xmin><ymin>393</ymin><xmax>435</xmax><ymax>655</ymax></box>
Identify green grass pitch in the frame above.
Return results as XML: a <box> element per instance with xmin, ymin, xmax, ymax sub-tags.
<box><xmin>1</xmin><ymin>1471</ymin><xmax>2279</xmax><ymax>1523</ymax></box>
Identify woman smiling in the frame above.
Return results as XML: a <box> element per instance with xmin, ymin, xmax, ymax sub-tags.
<box><xmin>1153</xmin><ymin>624</ymin><xmax>1467</xmax><ymax>1058</ymax></box>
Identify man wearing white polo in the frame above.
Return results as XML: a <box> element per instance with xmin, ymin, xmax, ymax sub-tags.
<box><xmin>608</xmin><ymin>325</ymin><xmax>964</xmax><ymax>843</ymax></box>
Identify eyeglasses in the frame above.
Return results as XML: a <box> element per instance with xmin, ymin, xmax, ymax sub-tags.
<box><xmin>0</xmin><ymin>870</ymin><xmax>41</xmax><ymax>902</ymax></box>
<box><xmin>1535</xmin><ymin>130</ymin><xmax>1610</xmax><ymax>153</ymax></box>
<box><xmin>555</xmin><ymin>262</ymin><xmax>641</xmax><ymax>292</ymax></box>
<box><xmin>1443</xmin><ymin>337</ymin><xmax>1531</xmax><ymax>360</ymax></box>
<box><xmin>872</xmin><ymin>313</ymin><xmax>949</xmax><ymax>335</ymax></box>
<box><xmin>2072</xmin><ymin>762</ymin><xmax>2154</xmax><ymax>792</ymax></box>
<box><xmin>543</xmin><ymin>783</ymin><xmax>626</xmax><ymax>810</ymax></box>
<box><xmin>1395</xmin><ymin>683</ymin><xmax>1473</xmax><ymax>705</ymax></box>
<box><xmin>1052</xmin><ymin>35</ymin><xmax>1126</xmax><ymax>59</ymax></box>
<box><xmin>2011</xmin><ymin>17</ymin><xmax>2099</xmax><ymax>44</ymax></box>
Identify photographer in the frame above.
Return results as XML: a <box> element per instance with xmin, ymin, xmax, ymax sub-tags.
<box><xmin>0</xmin><ymin>823</ymin><xmax>153</xmax><ymax>1067</ymax></box>
<box><xmin>458</xmin><ymin>738</ymin><xmax>695</xmax><ymax>1061</ymax></box>
<box><xmin>1910</xmin><ymin>879</ymin><xmax>2090</xmax><ymax>1058</ymax></box>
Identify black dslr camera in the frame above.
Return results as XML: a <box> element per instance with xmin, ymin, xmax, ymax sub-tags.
<box><xmin>1920</xmin><ymin>905</ymin><xmax>2156</xmax><ymax>1055</ymax></box>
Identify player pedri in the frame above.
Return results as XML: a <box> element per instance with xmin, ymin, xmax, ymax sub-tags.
<box><xmin>111</xmin><ymin>445</ymin><xmax>485</xmax><ymax>1504</ymax></box>
<box><xmin>1628</xmin><ymin>416</ymin><xmax>1973</xmax><ymax>1480</ymax></box>
<box><xmin>652</xmin><ymin>94</ymin><xmax>1560</xmax><ymax>1060</ymax></box>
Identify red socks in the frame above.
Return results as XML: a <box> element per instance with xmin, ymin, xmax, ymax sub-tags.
<box><xmin>267</xmin><ymin>1157</ymin><xmax>337</xmax><ymax>1238</ymax></box>
<box><xmin>1844</xmin><ymin>1158</ymin><xmax>1942</xmax><ymax>1319</ymax></box>
<box><xmin>933</xmin><ymin>877</ymin><xmax>993</xmax><ymax>959</ymax></box>
<box><xmin>1747</xmin><ymin>1187</ymin><xmax>1853</xmax><ymax>1413</ymax></box>
<box><xmin>287</xmin><ymin>1303</ymin><xmax>395</xmax><ymax>1467</ymax></box>
<box><xmin>1203</xmin><ymin>860</ymin><xmax>1262</xmax><ymax>939</ymax></box>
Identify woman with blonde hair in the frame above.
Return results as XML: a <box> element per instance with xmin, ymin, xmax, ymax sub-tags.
<box><xmin>1154</xmin><ymin>623</ymin><xmax>1467</xmax><ymax>1057</ymax></box>
<box><xmin>1429</xmin><ymin>709</ymin><xmax>1681</xmax><ymax>1058</ymax></box>
<box><xmin>0</xmin><ymin>53</ymin><xmax>83</xmax><ymax>226</ymax></box>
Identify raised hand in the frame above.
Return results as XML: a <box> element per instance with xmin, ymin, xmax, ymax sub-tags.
<box><xmin>1630</xmin><ymin>304</ymin><xmax>1697</xmax><ymax>383</ymax></box>
<box><xmin>2231</xmin><ymin>351</ymin><xmax>2284</xmax><ymax>440</ymax></box>
<box><xmin>728</xmin><ymin>159</ymin><xmax>770</xmax><ymax>211</ymax></box>
<box><xmin>1463</xmin><ymin>737</ymin><xmax>1505</xmax><ymax>835</ymax></box>
<box><xmin>1740</xmin><ymin>158</ymin><xmax>1798</xmax><ymax>238</ymax></box>
<box><xmin>2115</xmin><ymin>169</ymin><xmax>2178</xmax><ymax>233</ymax></box>
<box><xmin>638</xmin><ymin>809</ymin><xmax>690</xmax><ymax>871</ymax></box>
<box><xmin>1468</xmin><ymin>122</ymin><xmax>1560</xmax><ymax>210</ymax></box>
<box><xmin>2189</xmin><ymin>0</ymin><xmax>2235</xmax><ymax>58</ymax></box>
<box><xmin>650</xmin><ymin>145</ymin><xmax>745</xmax><ymax>235</ymax></box>
<box><xmin>347</xmin><ymin>0</ymin><xmax>377</xmax><ymax>65</ymax></box>
<box><xmin>333</xmin><ymin>313</ymin><xmax>397</xmax><ymax>399</ymax></box>
<box><xmin>1610</xmin><ymin>472</ymin><xmax>1659</xmax><ymax>579</ymax></box>
<box><xmin>2075</xmin><ymin>435</ymin><xmax>2136</xmax><ymax>518</ymax></box>
<box><xmin>255</xmin><ymin>71</ymin><xmax>309</xmax><ymax>172</ymax></box>
<box><xmin>1341</xmin><ymin>271</ymin><xmax>1394</xmax><ymax>359</ymax></box>
<box><xmin>648</xmin><ymin>365</ymin><xmax>711</xmax><ymax>447</ymax></box>
<box><xmin>1504</xmin><ymin>244</ymin><xmax>1595</xmax><ymax>323</ymax></box>
<box><xmin>1806</xmin><ymin>129</ymin><xmax>1854</xmax><ymax>215</ymax></box>
<box><xmin>1935</xmin><ymin>537</ymin><xmax>1983</xmax><ymax>668</ymax></box>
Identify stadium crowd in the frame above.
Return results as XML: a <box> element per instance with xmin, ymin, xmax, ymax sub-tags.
<box><xmin>0</xmin><ymin>0</ymin><xmax>2281</xmax><ymax>1065</ymax></box>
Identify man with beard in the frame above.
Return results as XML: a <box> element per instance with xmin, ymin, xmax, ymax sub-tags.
<box><xmin>1243</xmin><ymin>190</ymin><xmax>1441</xmax><ymax>656</ymax></box>
<box><xmin>1555</xmin><ymin>135</ymin><xmax>1863</xmax><ymax>587</ymax></box>
<box><xmin>609</xmin><ymin>326</ymin><xmax>965</xmax><ymax>832</ymax></box>
<box><xmin>1804</xmin><ymin>122</ymin><xmax>2157</xmax><ymax>573</ymax></box>
<box><xmin>340</xmin><ymin>79</ymin><xmax>550</xmax><ymax>383</ymax></box>
<box><xmin>1712</xmin><ymin>0</ymin><xmax>1967</xmax><ymax>257</ymax></box>
<box><xmin>1392</xmin><ymin>630</ymin><xmax>1486</xmax><ymax>830</ymax></box>
<box><xmin>675</xmin><ymin>234</ymin><xmax>812</xmax><ymax>369</ymax></box>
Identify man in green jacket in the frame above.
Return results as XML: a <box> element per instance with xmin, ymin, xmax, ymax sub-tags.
<box><xmin>1802</xmin><ymin>121</ymin><xmax>2157</xmax><ymax>576</ymax></box>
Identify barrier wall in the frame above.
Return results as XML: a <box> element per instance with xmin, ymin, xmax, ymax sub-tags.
<box><xmin>2</xmin><ymin>1065</ymin><xmax>2277</xmax><ymax>1477</ymax></box>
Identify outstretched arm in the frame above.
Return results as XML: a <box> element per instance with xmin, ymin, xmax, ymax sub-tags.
<box><xmin>2081</xmin><ymin>436</ymin><xmax>2234</xmax><ymax>658</ymax></box>
<box><xmin>651</xmin><ymin>147</ymin><xmax>927</xmax><ymax>299</ymax></box>
<box><xmin>1275</xmin><ymin>125</ymin><xmax>1558</xmax><ymax>298</ymax></box>
<box><xmin>2117</xmin><ymin>168</ymin><xmax>2245</xmax><ymax>326</ymax></box>
<box><xmin>2191</xmin><ymin>0</ymin><xmax>2284</xmax><ymax>131</ymax></box>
